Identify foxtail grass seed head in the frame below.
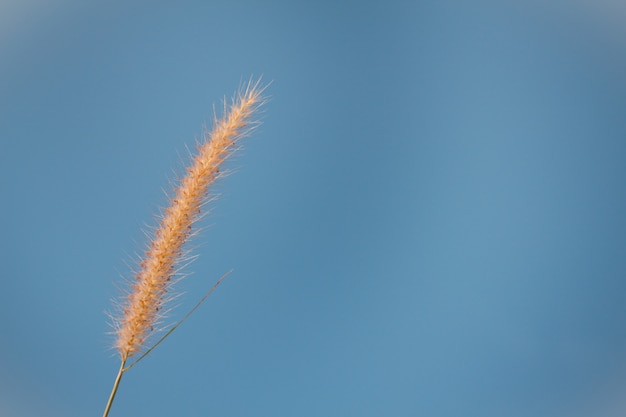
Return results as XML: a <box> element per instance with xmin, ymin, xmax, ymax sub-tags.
<box><xmin>114</xmin><ymin>80</ymin><xmax>266</xmax><ymax>362</ymax></box>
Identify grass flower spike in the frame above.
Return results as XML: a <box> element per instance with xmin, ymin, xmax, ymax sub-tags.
<box><xmin>103</xmin><ymin>79</ymin><xmax>267</xmax><ymax>417</ymax></box>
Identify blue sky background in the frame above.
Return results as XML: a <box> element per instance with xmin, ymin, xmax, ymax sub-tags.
<box><xmin>2</xmin><ymin>1</ymin><xmax>626</xmax><ymax>416</ymax></box>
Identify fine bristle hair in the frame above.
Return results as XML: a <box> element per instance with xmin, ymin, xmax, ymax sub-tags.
<box><xmin>112</xmin><ymin>78</ymin><xmax>267</xmax><ymax>362</ymax></box>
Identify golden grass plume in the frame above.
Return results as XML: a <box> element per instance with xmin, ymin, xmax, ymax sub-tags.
<box><xmin>103</xmin><ymin>79</ymin><xmax>267</xmax><ymax>417</ymax></box>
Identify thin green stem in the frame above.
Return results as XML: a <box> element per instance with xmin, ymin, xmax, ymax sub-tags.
<box><xmin>102</xmin><ymin>359</ymin><xmax>126</xmax><ymax>417</ymax></box>
<box><xmin>123</xmin><ymin>270</ymin><xmax>231</xmax><ymax>372</ymax></box>
<box><xmin>102</xmin><ymin>272</ymin><xmax>230</xmax><ymax>415</ymax></box>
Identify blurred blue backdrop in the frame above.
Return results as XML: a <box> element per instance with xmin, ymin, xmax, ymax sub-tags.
<box><xmin>2</xmin><ymin>1</ymin><xmax>626</xmax><ymax>416</ymax></box>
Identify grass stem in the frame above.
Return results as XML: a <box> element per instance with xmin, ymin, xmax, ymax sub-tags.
<box><xmin>102</xmin><ymin>359</ymin><xmax>126</xmax><ymax>417</ymax></box>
